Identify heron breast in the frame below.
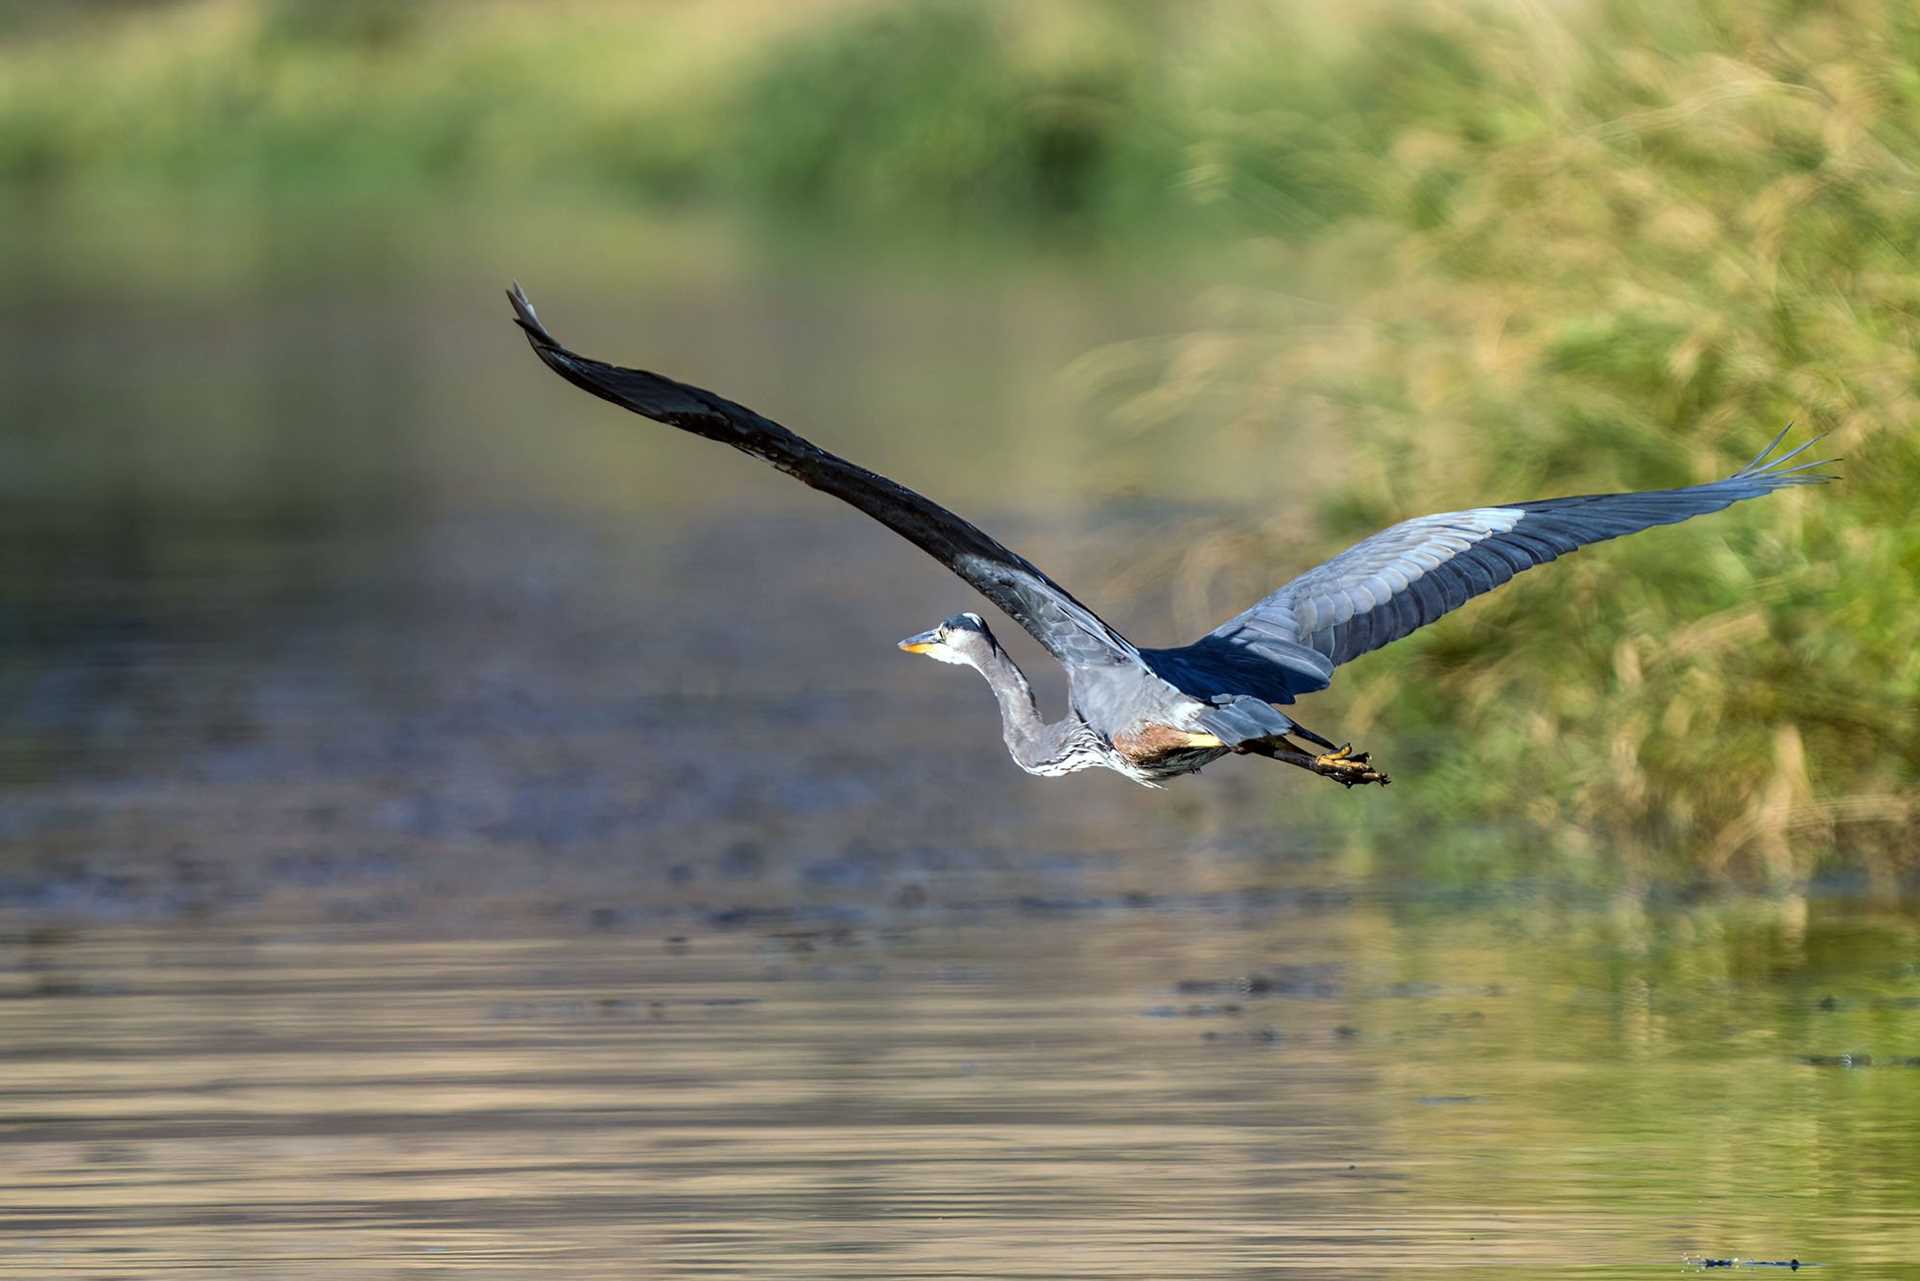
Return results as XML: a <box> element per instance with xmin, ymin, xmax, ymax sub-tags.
<box><xmin>1111</xmin><ymin>723</ymin><xmax>1226</xmax><ymax>765</ymax></box>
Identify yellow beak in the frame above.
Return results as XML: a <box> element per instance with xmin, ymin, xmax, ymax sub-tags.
<box><xmin>897</xmin><ymin>628</ymin><xmax>942</xmax><ymax>655</ymax></box>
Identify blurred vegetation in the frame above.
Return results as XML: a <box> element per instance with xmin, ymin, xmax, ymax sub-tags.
<box><xmin>1103</xmin><ymin>0</ymin><xmax>1920</xmax><ymax>887</ymax></box>
<box><xmin>3</xmin><ymin>0</ymin><xmax>1914</xmax><ymax>885</ymax></box>
<box><xmin>0</xmin><ymin>0</ymin><xmax>1201</xmax><ymax>236</ymax></box>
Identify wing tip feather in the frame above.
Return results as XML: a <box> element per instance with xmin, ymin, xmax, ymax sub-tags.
<box><xmin>506</xmin><ymin>281</ymin><xmax>560</xmax><ymax>350</ymax></box>
<box><xmin>1734</xmin><ymin>423</ymin><xmax>1841</xmax><ymax>487</ymax></box>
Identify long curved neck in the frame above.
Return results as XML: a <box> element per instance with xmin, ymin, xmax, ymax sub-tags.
<box><xmin>969</xmin><ymin>644</ymin><xmax>1081</xmax><ymax>773</ymax></box>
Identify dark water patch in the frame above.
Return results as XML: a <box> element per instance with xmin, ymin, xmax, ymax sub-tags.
<box><xmin>1693</xmin><ymin>1260</ymin><xmax>1812</xmax><ymax>1271</ymax></box>
<box><xmin>1141</xmin><ymin>1003</ymin><xmax>1243</xmax><ymax>1019</ymax></box>
<box><xmin>1800</xmin><ymin>1054</ymin><xmax>1920</xmax><ymax>1069</ymax></box>
<box><xmin>1175</xmin><ymin>966</ymin><xmax>1345</xmax><ymax>1000</ymax></box>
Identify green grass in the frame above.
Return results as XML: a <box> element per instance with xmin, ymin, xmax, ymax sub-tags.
<box><xmin>6</xmin><ymin>0</ymin><xmax>1915</xmax><ymax>884</ymax></box>
<box><xmin>1120</xmin><ymin>0</ymin><xmax>1920</xmax><ymax>886</ymax></box>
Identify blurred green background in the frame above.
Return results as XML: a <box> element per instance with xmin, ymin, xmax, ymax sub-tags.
<box><xmin>3</xmin><ymin>0</ymin><xmax>1914</xmax><ymax>889</ymax></box>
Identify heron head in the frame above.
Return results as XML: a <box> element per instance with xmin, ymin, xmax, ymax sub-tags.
<box><xmin>897</xmin><ymin>611</ymin><xmax>996</xmax><ymax>666</ymax></box>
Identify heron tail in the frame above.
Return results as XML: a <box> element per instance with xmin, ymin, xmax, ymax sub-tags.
<box><xmin>1194</xmin><ymin>694</ymin><xmax>1297</xmax><ymax>747</ymax></box>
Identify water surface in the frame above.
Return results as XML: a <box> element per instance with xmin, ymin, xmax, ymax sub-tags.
<box><xmin>5</xmin><ymin>902</ymin><xmax>1918</xmax><ymax>1278</ymax></box>
<box><xmin>2</xmin><ymin>211</ymin><xmax>1916</xmax><ymax>1278</ymax></box>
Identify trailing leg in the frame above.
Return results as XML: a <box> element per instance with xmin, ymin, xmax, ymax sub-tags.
<box><xmin>1238</xmin><ymin>736</ymin><xmax>1391</xmax><ymax>788</ymax></box>
<box><xmin>1284</xmin><ymin>720</ymin><xmax>1339</xmax><ymax>752</ymax></box>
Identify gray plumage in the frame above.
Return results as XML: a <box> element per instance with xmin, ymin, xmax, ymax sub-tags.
<box><xmin>1146</xmin><ymin>426</ymin><xmax>1831</xmax><ymax>707</ymax></box>
<box><xmin>909</xmin><ymin>613</ymin><xmax>1118</xmax><ymax>777</ymax></box>
<box><xmin>509</xmin><ymin>285</ymin><xmax>1833</xmax><ymax>790</ymax></box>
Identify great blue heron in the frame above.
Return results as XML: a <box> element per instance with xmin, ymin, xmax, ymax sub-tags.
<box><xmin>507</xmin><ymin>285</ymin><xmax>1831</xmax><ymax>789</ymax></box>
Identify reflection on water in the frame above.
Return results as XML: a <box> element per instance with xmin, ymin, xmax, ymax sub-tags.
<box><xmin>3</xmin><ymin>217</ymin><xmax>1918</xmax><ymax>1277</ymax></box>
<box><xmin>4</xmin><ymin>905</ymin><xmax>1920</xmax><ymax>1278</ymax></box>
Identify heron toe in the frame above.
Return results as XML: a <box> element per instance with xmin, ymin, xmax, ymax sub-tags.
<box><xmin>1312</xmin><ymin>746</ymin><xmax>1391</xmax><ymax>787</ymax></box>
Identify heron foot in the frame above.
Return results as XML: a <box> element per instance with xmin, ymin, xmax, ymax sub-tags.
<box><xmin>1311</xmin><ymin>743</ymin><xmax>1391</xmax><ymax>788</ymax></box>
<box><xmin>1236</xmin><ymin>735</ymin><xmax>1391</xmax><ymax>786</ymax></box>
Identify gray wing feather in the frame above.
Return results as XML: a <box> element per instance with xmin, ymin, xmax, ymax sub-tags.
<box><xmin>1156</xmin><ymin>428</ymin><xmax>1833</xmax><ymax>696</ymax></box>
<box><xmin>508</xmin><ymin>285</ymin><xmax>1138</xmax><ymax>668</ymax></box>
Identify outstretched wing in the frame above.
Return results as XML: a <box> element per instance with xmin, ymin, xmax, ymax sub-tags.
<box><xmin>507</xmin><ymin>285</ymin><xmax>1137</xmax><ymax>667</ymax></box>
<box><xmin>1156</xmin><ymin>429</ymin><xmax>1834</xmax><ymax>702</ymax></box>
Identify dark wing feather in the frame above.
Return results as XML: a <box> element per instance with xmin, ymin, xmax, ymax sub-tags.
<box><xmin>507</xmin><ymin>285</ymin><xmax>1137</xmax><ymax>667</ymax></box>
<box><xmin>1155</xmin><ymin>429</ymin><xmax>1834</xmax><ymax>697</ymax></box>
